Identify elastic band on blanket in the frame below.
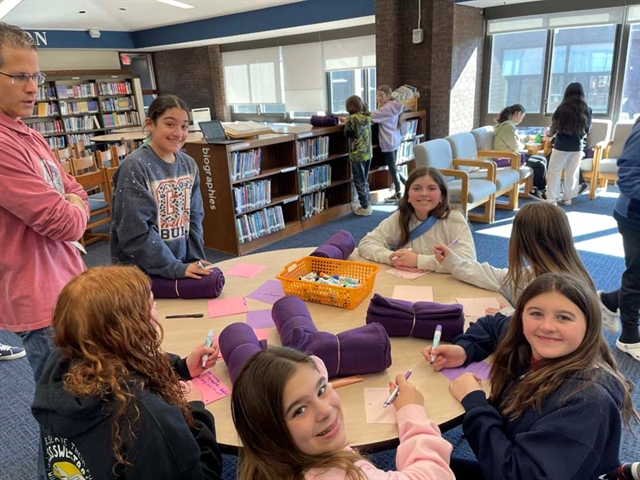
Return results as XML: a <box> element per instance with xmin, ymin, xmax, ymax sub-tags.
<box><xmin>409</xmin><ymin>309</ymin><xmax>417</xmax><ymax>336</ymax></box>
<box><xmin>335</xmin><ymin>336</ymin><xmax>341</xmax><ymax>377</ymax></box>
<box><xmin>175</xmin><ymin>280</ymin><xmax>180</xmax><ymax>297</ymax></box>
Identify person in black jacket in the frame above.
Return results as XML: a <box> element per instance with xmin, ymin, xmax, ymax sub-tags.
<box><xmin>423</xmin><ymin>273</ymin><xmax>639</xmax><ymax>480</ymax></box>
<box><xmin>546</xmin><ymin>82</ymin><xmax>592</xmax><ymax>205</ymax></box>
<box><xmin>31</xmin><ymin>265</ymin><xmax>223</xmax><ymax>479</ymax></box>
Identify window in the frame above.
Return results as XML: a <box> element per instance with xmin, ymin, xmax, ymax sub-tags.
<box><xmin>547</xmin><ymin>25</ymin><xmax>616</xmax><ymax>114</ymax></box>
<box><xmin>327</xmin><ymin>67</ymin><xmax>376</xmax><ymax>114</ymax></box>
<box><xmin>222</xmin><ymin>47</ymin><xmax>283</xmax><ymax>106</ymax></box>
<box><xmin>488</xmin><ymin>30</ymin><xmax>547</xmax><ymax>114</ymax></box>
<box><xmin>620</xmin><ymin>24</ymin><xmax>640</xmax><ymax>121</ymax></box>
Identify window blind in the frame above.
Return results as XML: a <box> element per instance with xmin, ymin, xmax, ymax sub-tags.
<box><xmin>322</xmin><ymin>35</ymin><xmax>376</xmax><ymax>71</ymax></box>
<box><xmin>488</xmin><ymin>7</ymin><xmax>625</xmax><ymax>34</ymax></box>
<box><xmin>282</xmin><ymin>43</ymin><xmax>325</xmax><ymax>112</ymax></box>
<box><xmin>222</xmin><ymin>47</ymin><xmax>282</xmax><ymax>104</ymax></box>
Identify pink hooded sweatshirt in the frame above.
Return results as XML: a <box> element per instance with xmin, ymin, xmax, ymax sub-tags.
<box><xmin>0</xmin><ymin>113</ymin><xmax>89</xmax><ymax>332</ymax></box>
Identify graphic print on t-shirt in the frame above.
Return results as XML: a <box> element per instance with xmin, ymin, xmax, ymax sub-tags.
<box><xmin>39</xmin><ymin>158</ymin><xmax>64</xmax><ymax>195</ymax></box>
<box><xmin>44</xmin><ymin>435</ymin><xmax>93</xmax><ymax>479</ymax></box>
<box><xmin>153</xmin><ymin>176</ymin><xmax>193</xmax><ymax>241</ymax></box>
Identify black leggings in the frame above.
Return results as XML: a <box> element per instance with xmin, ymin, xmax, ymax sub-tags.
<box><xmin>382</xmin><ymin>150</ymin><xmax>406</xmax><ymax>194</ymax></box>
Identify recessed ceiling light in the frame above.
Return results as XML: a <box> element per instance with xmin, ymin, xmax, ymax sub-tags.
<box><xmin>156</xmin><ymin>0</ymin><xmax>195</xmax><ymax>9</ymax></box>
<box><xmin>119</xmin><ymin>7</ymin><xmax>126</xmax><ymax>11</ymax></box>
<box><xmin>79</xmin><ymin>10</ymin><xmax>86</xmax><ymax>14</ymax></box>
<box><xmin>0</xmin><ymin>0</ymin><xmax>23</xmax><ymax>20</ymax></box>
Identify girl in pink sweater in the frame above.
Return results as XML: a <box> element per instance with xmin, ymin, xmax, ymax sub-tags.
<box><xmin>231</xmin><ymin>347</ymin><xmax>454</xmax><ymax>480</ymax></box>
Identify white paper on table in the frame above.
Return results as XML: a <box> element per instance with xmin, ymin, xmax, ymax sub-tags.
<box><xmin>392</xmin><ymin>285</ymin><xmax>434</xmax><ymax>303</ymax></box>
<box><xmin>386</xmin><ymin>267</ymin><xmax>430</xmax><ymax>280</ymax></box>
<box><xmin>456</xmin><ymin>297</ymin><xmax>501</xmax><ymax>317</ymax></box>
<box><xmin>364</xmin><ymin>388</ymin><xmax>397</xmax><ymax>424</ymax></box>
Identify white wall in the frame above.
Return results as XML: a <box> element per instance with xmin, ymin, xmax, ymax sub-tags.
<box><xmin>38</xmin><ymin>50</ymin><xmax>121</xmax><ymax>71</ymax></box>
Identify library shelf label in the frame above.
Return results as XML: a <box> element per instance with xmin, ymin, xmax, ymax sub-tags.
<box><xmin>229</xmin><ymin>142</ymin><xmax>251</xmax><ymax>151</ymax></box>
<box><xmin>283</xmin><ymin>195</ymin><xmax>299</xmax><ymax>204</ymax></box>
<box><xmin>281</xmin><ymin>166</ymin><xmax>296</xmax><ymax>173</ymax></box>
<box><xmin>297</xmin><ymin>132</ymin><xmax>313</xmax><ymax>139</ymax></box>
<box><xmin>201</xmin><ymin>147</ymin><xmax>217</xmax><ymax>211</ymax></box>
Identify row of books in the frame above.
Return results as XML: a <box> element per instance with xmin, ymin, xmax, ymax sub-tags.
<box><xmin>29</xmin><ymin>120</ymin><xmax>64</xmax><ymax>135</ymax></box>
<box><xmin>236</xmin><ymin>206</ymin><xmax>285</xmax><ymax>244</ymax></box>
<box><xmin>392</xmin><ymin>85</ymin><xmax>419</xmax><ymax>101</ymax></box>
<box><xmin>101</xmin><ymin>97</ymin><xmax>135</xmax><ymax>112</ymax></box>
<box><xmin>57</xmin><ymin>83</ymin><xmax>98</xmax><ymax>99</ymax></box>
<box><xmin>103</xmin><ymin>111</ymin><xmax>140</xmax><ymax>128</ymax></box>
<box><xmin>233</xmin><ymin>179</ymin><xmax>272</xmax><ymax>214</ymax></box>
<box><xmin>296</xmin><ymin>136</ymin><xmax>330</xmax><ymax>165</ymax></box>
<box><xmin>60</xmin><ymin>100</ymin><xmax>99</xmax><ymax>115</ymax></box>
<box><xmin>299</xmin><ymin>165</ymin><xmax>331</xmax><ymax>194</ymax></box>
<box><xmin>301</xmin><ymin>190</ymin><xmax>326</xmax><ymax>220</ymax></box>
<box><xmin>98</xmin><ymin>81</ymin><xmax>133</xmax><ymax>96</ymax></box>
<box><xmin>401</xmin><ymin>119</ymin><xmax>419</xmax><ymax>140</ymax></box>
<box><xmin>44</xmin><ymin>136</ymin><xmax>66</xmax><ymax>149</ymax></box>
<box><xmin>63</xmin><ymin>115</ymin><xmax>101</xmax><ymax>132</ymax></box>
<box><xmin>397</xmin><ymin>138</ymin><xmax>419</xmax><ymax>164</ymax></box>
<box><xmin>229</xmin><ymin>148</ymin><xmax>262</xmax><ymax>182</ymax></box>
<box><xmin>68</xmin><ymin>133</ymin><xmax>95</xmax><ymax>146</ymax></box>
<box><xmin>33</xmin><ymin>102</ymin><xmax>58</xmax><ymax>117</ymax></box>
<box><xmin>37</xmin><ymin>85</ymin><xmax>56</xmax><ymax>102</ymax></box>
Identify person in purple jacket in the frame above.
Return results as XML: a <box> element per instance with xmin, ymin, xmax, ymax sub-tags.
<box><xmin>372</xmin><ymin>85</ymin><xmax>405</xmax><ymax>203</ymax></box>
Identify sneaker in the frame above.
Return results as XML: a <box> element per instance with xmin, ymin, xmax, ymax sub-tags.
<box><xmin>353</xmin><ymin>206</ymin><xmax>372</xmax><ymax>216</ymax></box>
<box><xmin>578</xmin><ymin>182</ymin><xmax>589</xmax><ymax>196</ymax></box>
<box><xmin>597</xmin><ymin>290</ymin><xmax>620</xmax><ymax>333</ymax></box>
<box><xmin>615</xmin><ymin>340</ymin><xmax>640</xmax><ymax>362</ymax></box>
<box><xmin>0</xmin><ymin>343</ymin><xmax>26</xmax><ymax>361</ymax></box>
<box><xmin>385</xmin><ymin>193</ymin><xmax>401</xmax><ymax>203</ymax></box>
<box><xmin>559</xmin><ymin>199</ymin><xmax>572</xmax><ymax>206</ymax></box>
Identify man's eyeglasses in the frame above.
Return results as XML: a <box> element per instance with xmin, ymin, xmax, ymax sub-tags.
<box><xmin>0</xmin><ymin>71</ymin><xmax>47</xmax><ymax>85</ymax></box>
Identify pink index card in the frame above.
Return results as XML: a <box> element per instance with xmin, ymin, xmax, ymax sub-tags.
<box><xmin>364</xmin><ymin>388</ymin><xmax>397</xmax><ymax>424</ymax></box>
<box><xmin>253</xmin><ymin>328</ymin><xmax>271</xmax><ymax>342</ymax></box>
<box><xmin>207</xmin><ymin>296</ymin><xmax>248</xmax><ymax>318</ymax></box>
<box><xmin>246</xmin><ymin>309</ymin><xmax>275</xmax><ymax>329</ymax></box>
<box><xmin>440</xmin><ymin>361</ymin><xmax>491</xmax><ymax>382</ymax></box>
<box><xmin>226</xmin><ymin>263</ymin><xmax>267</xmax><ymax>278</ymax></box>
<box><xmin>456</xmin><ymin>297</ymin><xmax>501</xmax><ymax>318</ymax></box>
<box><xmin>386</xmin><ymin>267</ymin><xmax>430</xmax><ymax>280</ymax></box>
<box><xmin>392</xmin><ymin>285</ymin><xmax>434</xmax><ymax>303</ymax></box>
<box><xmin>190</xmin><ymin>371</ymin><xmax>231</xmax><ymax>405</ymax></box>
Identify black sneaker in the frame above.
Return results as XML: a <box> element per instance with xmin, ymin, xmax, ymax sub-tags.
<box><xmin>0</xmin><ymin>343</ymin><xmax>26</xmax><ymax>361</ymax></box>
<box><xmin>578</xmin><ymin>182</ymin><xmax>589</xmax><ymax>196</ymax></box>
<box><xmin>385</xmin><ymin>193</ymin><xmax>401</xmax><ymax>203</ymax></box>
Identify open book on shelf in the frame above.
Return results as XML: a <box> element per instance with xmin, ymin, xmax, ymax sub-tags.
<box><xmin>221</xmin><ymin>121</ymin><xmax>273</xmax><ymax>139</ymax></box>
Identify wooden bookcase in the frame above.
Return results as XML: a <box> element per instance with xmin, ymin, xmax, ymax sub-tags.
<box><xmin>185</xmin><ymin>110</ymin><xmax>425</xmax><ymax>256</ymax></box>
<box><xmin>23</xmin><ymin>71</ymin><xmax>145</xmax><ymax>150</ymax></box>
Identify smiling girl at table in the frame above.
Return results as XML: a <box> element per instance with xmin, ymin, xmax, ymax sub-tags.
<box><xmin>31</xmin><ymin>266</ymin><xmax>222</xmax><ymax>479</ymax></box>
<box><xmin>358</xmin><ymin>167</ymin><xmax>475</xmax><ymax>272</ymax></box>
<box><xmin>424</xmin><ymin>273</ymin><xmax>638</xmax><ymax>480</ymax></box>
<box><xmin>433</xmin><ymin>201</ymin><xmax>598</xmax><ymax>316</ymax></box>
<box><xmin>110</xmin><ymin>94</ymin><xmax>212</xmax><ymax>280</ymax></box>
<box><xmin>231</xmin><ymin>346</ymin><xmax>454</xmax><ymax>480</ymax></box>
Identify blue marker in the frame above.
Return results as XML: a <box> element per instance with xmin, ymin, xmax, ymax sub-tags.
<box><xmin>201</xmin><ymin>329</ymin><xmax>215</xmax><ymax>368</ymax></box>
<box><xmin>430</xmin><ymin>325</ymin><xmax>443</xmax><ymax>365</ymax></box>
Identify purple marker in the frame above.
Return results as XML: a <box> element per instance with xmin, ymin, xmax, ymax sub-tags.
<box><xmin>383</xmin><ymin>369</ymin><xmax>413</xmax><ymax>408</ymax></box>
<box><xmin>430</xmin><ymin>325</ymin><xmax>443</xmax><ymax>365</ymax></box>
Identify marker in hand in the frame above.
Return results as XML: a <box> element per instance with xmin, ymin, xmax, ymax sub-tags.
<box><xmin>383</xmin><ymin>369</ymin><xmax>413</xmax><ymax>408</ymax></box>
<box><xmin>430</xmin><ymin>325</ymin><xmax>443</xmax><ymax>365</ymax></box>
<box><xmin>201</xmin><ymin>329</ymin><xmax>215</xmax><ymax>368</ymax></box>
<box><xmin>436</xmin><ymin>238</ymin><xmax>460</xmax><ymax>256</ymax></box>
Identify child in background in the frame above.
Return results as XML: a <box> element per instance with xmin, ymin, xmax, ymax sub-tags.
<box><xmin>231</xmin><ymin>346</ymin><xmax>454</xmax><ymax>480</ymax></box>
<box><xmin>344</xmin><ymin>95</ymin><xmax>373</xmax><ymax>217</ymax></box>
<box><xmin>434</xmin><ymin>201</ymin><xmax>595</xmax><ymax>315</ymax></box>
<box><xmin>358</xmin><ymin>167</ymin><xmax>476</xmax><ymax>272</ymax></box>
<box><xmin>493</xmin><ymin>104</ymin><xmax>548</xmax><ymax>199</ymax></box>
<box><xmin>111</xmin><ymin>94</ymin><xmax>212</xmax><ymax>280</ymax></box>
<box><xmin>424</xmin><ymin>273</ymin><xmax>638</xmax><ymax>480</ymax></box>
<box><xmin>372</xmin><ymin>85</ymin><xmax>405</xmax><ymax>203</ymax></box>
<box><xmin>31</xmin><ymin>266</ymin><xmax>222</xmax><ymax>479</ymax></box>
<box><xmin>546</xmin><ymin>82</ymin><xmax>592</xmax><ymax>206</ymax></box>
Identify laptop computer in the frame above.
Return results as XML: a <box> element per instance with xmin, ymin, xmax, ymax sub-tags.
<box><xmin>199</xmin><ymin>120</ymin><xmax>243</xmax><ymax>145</ymax></box>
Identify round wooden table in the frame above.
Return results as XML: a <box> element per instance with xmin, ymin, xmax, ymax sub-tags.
<box><xmin>157</xmin><ymin>247</ymin><xmax>500</xmax><ymax>453</ymax></box>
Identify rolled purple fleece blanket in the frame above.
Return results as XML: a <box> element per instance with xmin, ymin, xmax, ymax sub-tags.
<box><xmin>310</xmin><ymin>115</ymin><xmax>339</xmax><ymax>127</ymax></box>
<box><xmin>219</xmin><ymin>322</ymin><xmax>268</xmax><ymax>383</ymax></box>
<box><xmin>309</xmin><ymin>230</ymin><xmax>355</xmax><ymax>260</ymax></box>
<box><xmin>365</xmin><ymin>293</ymin><xmax>464</xmax><ymax>342</ymax></box>
<box><xmin>149</xmin><ymin>267</ymin><xmax>225</xmax><ymax>299</ymax></box>
<box><xmin>272</xmin><ymin>295</ymin><xmax>391</xmax><ymax>379</ymax></box>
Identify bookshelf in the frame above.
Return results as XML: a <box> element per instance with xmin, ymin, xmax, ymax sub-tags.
<box><xmin>23</xmin><ymin>71</ymin><xmax>145</xmax><ymax>150</ymax></box>
<box><xmin>185</xmin><ymin>110</ymin><xmax>425</xmax><ymax>256</ymax></box>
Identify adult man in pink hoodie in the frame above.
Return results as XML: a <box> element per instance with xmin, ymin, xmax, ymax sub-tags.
<box><xmin>0</xmin><ymin>22</ymin><xmax>89</xmax><ymax>381</ymax></box>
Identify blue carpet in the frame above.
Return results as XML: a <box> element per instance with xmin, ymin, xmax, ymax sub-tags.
<box><xmin>1</xmin><ymin>190</ymin><xmax>638</xmax><ymax>479</ymax></box>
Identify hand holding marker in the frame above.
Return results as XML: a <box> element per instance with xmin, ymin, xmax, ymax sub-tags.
<box><xmin>201</xmin><ymin>329</ymin><xmax>215</xmax><ymax>368</ymax></box>
<box><xmin>383</xmin><ymin>370</ymin><xmax>413</xmax><ymax>408</ymax></box>
<box><xmin>436</xmin><ymin>238</ymin><xmax>460</xmax><ymax>256</ymax></box>
<box><xmin>430</xmin><ymin>325</ymin><xmax>443</xmax><ymax>365</ymax></box>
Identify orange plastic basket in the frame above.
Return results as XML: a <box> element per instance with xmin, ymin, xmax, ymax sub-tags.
<box><xmin>277</xmin><ymin>257</ymin><xmax>380</xmax><ymax>309</ymax></box>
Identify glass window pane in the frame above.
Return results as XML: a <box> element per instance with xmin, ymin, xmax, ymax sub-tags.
<box><xmin>260</xmin><ymin>104</ymin><xmax>286</xmax><ymax>113</ymax></box>
<box><xmin>367</xmin><ymin>67</ymin><xmax>377</xmax><ymax>111</ymax></box>
<box><xmin>620</xmin><ymin>24</ymin><xmax>640</xmax><ymax>121</ymax></box>
<box><xmin>488</xmin><ymin>30</ymin><xmax>547</xmax><ymax>114</ymax></box>
<box><xmin>233</xmin><ymin>105</ymin><xmax>258</xmax><ymax>114</ymax></box>
<box><xmin>547</xmin><ymin>25</ymin><xmax>616</xmax><ymax>114</ymax></box>
<box><xmin>328</xmin><ymin>69</ymin><xmax>364</xmax><ymax>114</ymax></box>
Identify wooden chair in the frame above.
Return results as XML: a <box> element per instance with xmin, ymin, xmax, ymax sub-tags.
<box><xmin>581</xmin><ymin>121</ymin><xmax>632</xmax><ymax>199</ymax></box>
<box><xmin>53</xmin><ymin>147</ymin><xmax>74</xmax><ymax>174</ymax></box>
<box><xmin>71</xmin><ymin>153</ymin><xmax>97</xmax><ymax>176</ymax></box>
<box><xmin>414</xmin><ymin>139</ymin><xmax>497</xmax><ymax>223</ymax></box>
<box><xmin>73</xmin><ymin>168</ymin><xmax>112</xmax><ymax>246</ymax></box>
<box><xmin>446</xmin><ymin>132</ymin><xmax>520</xmax><ymax>214</ymax></box>
<box><xmin>111</xmin><ymin>143</ymin><xmax>129</xmax><ymax>164</ymax></box>
<box><xmin>72</xmin><ymin>140</ymin><xmax>86</xmax><ymax>158</ymax></box>
<box><xmin>95</xmin><ymin>148</ymin><xmax>114</xmax><ymax>168</ymax></box>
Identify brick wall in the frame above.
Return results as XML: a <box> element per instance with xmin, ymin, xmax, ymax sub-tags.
<box><xmin>152</xmin><ymin>46</ymin><xmax>217</xmax><ymax>116</ymax></box>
